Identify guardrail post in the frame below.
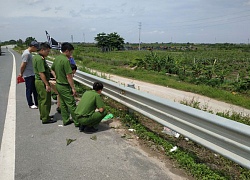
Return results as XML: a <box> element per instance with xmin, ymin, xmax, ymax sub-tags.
<box><xmin>127</xmin><ymin>83</ymin><xmax>135</xmax><ymax>115</ymax></box>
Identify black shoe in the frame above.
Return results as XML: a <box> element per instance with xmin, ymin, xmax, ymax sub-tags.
<box><xmin>42</xmin><ymin>119</ymin><xmax>57</xmax><ymax>124</ymax></box>
<box><xmin>79</xmin><ymin>125</ymin><xmax>86</xmax><ymax>132</ymax></box>
<box><xmin>63</xmin><ymin>120</ymin><xmax>73</xmax><ymax>126</ymax></box>
<box><xmin>84</xmin><ymin>127</ymin><xmax>98</xmax><ymax>133</ymax></box>
<box><xmin>41</xmin><ymin>116</ymin><xmax>53</xmax><ymax>120</ymax></box>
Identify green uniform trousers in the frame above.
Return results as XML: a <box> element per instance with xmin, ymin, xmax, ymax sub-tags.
<box><xmin>56</xmin><ymin>83</ymin><xmax>79</xmax><ymax>126</ymax></box>
<box><xmin>77</xmin><ymin>111</ymin><xmax>107</xmax><ymax>128</ymax></box>
<box><xmin>35</xmin><ymin>80</ymin><xmax>51</xmax><ymax>123</ymax></box>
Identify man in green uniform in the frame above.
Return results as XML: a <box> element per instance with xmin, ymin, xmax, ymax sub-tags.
<box><xmin>75</xmin><ymin>82</ymin><xmax>107</xmax><ymax>133</ymax></box>
<box><xmin>51</xmin><ymin>42</ymin><xmax>79</xmax><ymax>127</ymax></box>
<box><xmin>33</xmin><ymin>43</ymin><xmax>56</xmax><ymax>124</ymax></box>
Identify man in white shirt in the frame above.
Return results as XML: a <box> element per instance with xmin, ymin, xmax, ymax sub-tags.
<box><xmin>19</xmin><ymin>41</ymin><xmax>39</xmax><ymax>109</ymax></box>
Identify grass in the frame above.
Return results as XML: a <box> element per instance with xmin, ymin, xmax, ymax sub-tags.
<box><xmin>77</xmin><ymin>60</ymin><xmax>250</xmax><ymax>110</ymax></box>
<box><xmin>103</xmin><ymin>94</ymin><xmax>250</xmax><ymax>180</ymax></box>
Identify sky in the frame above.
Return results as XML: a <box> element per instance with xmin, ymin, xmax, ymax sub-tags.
<box><xmin>1</xmin><ymin>0</ymin><xmax>250</xmax><ymax>44</ymax></box>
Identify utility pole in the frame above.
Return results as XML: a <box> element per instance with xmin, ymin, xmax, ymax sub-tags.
<box><xmin>83</xmin><ymin>33</ymin><xmax>85</xmax><ymax>43</ymax></box>
<box><xmin>138</xmin><ymin>22</ymin><xmax>141</xmax><ymax>51</ymax></box>
<box><xmin>71</xmin><ymin>35</ymin><xmax>73</xmax><ymax>43</ymax></box>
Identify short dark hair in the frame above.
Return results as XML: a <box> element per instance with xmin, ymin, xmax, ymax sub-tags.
<box><xmin>93</xmin><ymin>82</ymin><xmax>103</xmax><ymax>91</ymax></box>
<box><xmin>70</xmin><ymin>64</ymin><xmax>77</xmax><ymax>71</ymax></box>
<box><xmin>61</xmin><ymin>42</ymin><xmax>74</xmax><ymax>52</ymax></box>
<box><xmin>38</xmin><ymin>42</ymin><xmax>51</xmax><ymax>51</ymax></box>
<box><xmin>29</xmin><ymin>41</ymin><xmax>39</xmax><ymax>48</ymax></box>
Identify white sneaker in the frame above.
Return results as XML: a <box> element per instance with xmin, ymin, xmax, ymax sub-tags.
<box><xmin>30</xmin><ymin>105</ymin><xmax>38</xmax><ymax>109</ymax></box>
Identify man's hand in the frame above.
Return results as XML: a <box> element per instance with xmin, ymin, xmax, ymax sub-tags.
<box><xmin>45</xmin><ymin>85</ymin><xmax>51</xmax><ymax>92</ymax></box>
<box><xmin>72</xmin><ymin>88</ymin><xmax>77</xmax><ymax>97</ymax></box>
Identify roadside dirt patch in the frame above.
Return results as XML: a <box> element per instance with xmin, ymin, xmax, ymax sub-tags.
<box><xmin>102</xmin><ymin>118</ymin><xmax>194</xmax><ymax>180</ymax></box>
<box><xmin>89</xmin><ymin>69</ymin><xmax>250</xmax><ymax>116</ymax></box>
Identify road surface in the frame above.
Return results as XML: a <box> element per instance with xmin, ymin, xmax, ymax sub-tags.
<box><xmin>0</xmin><ymin>47</ymin><xmax>191</xmax><ymax>180</ymax></box>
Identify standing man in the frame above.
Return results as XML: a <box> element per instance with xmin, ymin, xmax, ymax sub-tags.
<box><xmin>19</xmin><ymin>41</ymin><xmax>39</xmax><ymax>109</ymax></box>
<box><xmin>50</xmin><ymin>63</ymin><xmax>78</xmax><ymax>114</ymax></box>
<box><xmin>75</xmin><ymin>82</ymin><xmax>107</xmax><ymax>133</ymax></box>
<box><xmin>33</xmin><ymin>43</ymin><xmax>56</xmax><ymax>124</ymax></box>
<box><xmin>51</xmin><ymin>42</ymin><xmax>79</xmax><ymax>127</ymax></box>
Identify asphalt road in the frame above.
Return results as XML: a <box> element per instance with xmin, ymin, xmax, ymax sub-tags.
<box><xmin>0</xmin><ymin>47</ymin><xmax>12</xmax><ymax>147</ymax></box>
<box><xmin>0</xmin><ymin>47</ymin><xmax>189</xmax><ymax>180</ymax></box>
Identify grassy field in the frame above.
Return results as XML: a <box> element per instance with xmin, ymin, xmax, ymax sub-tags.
<box><xmin>71</xmin><ymin>43</ymin><xmax>250</xmax><ymax>110</ymax></box>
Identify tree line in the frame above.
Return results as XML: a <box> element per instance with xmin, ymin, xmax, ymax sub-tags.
<box><xmin>1</xmin><ymin>32</ymin><xmax>125</xmax><ymax>52</ymax></box>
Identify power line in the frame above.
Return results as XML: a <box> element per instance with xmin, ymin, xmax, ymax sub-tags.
<box><xmin>167</xmin><ymin>9</ymin><xmax>250</xmax><ymax>25</ymax></box>
<box><xmin>143</xmin><ymin>9</ymin><xmax>250</xmax><ymax>30</ymax></box>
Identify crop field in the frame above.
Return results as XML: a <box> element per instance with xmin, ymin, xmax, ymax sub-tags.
<box><xmin>71</xmin><ymin>43</ymin><xmax>250</xmax><ymax>109</ymax></box>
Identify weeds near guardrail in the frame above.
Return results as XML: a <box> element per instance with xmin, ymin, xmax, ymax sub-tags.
<box><xmin>103</xmin><ymin>96</ymin><xmax>250</xmax><ymax>180</ymax></box>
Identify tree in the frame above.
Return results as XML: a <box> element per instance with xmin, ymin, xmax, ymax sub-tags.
<box><xmin>16</xmin><ymin>39</ymin><xmax>23</xmax><ymax>47</ymax></box>
<box><xmin>25</xmin><ymin>37</ymin><xmax>36</xmax><ymax>46</ymax></box>
<box><xmin>94</xmin><ymin>32</ymin><xmax>109</xmax><ymax>52</ymax></box>
<box><xmin>94</xmin><ymin>32</ymin><xmax>124</xmax><ymax>52</ymax></box>
<box><xmin>108</xmin><ymin>32</ymin><xmax>124</xmax><ymax>51</ymax></box>
<box><xmin>9</xmin><ymin>39</ymin><xmax>17</xmax><ymax>44</ymax></box>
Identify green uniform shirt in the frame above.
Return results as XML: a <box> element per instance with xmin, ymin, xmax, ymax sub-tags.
<box><xmin>75</xmin><ymin>90</ymin><xmax>105</xmax><ymax>117</ymax></box>
<box><xmin>33</xmin><ymin>54</ymin><xmax>51</xmax><ymax>81</ymax></box>
<box><xmin>51</xmin><ymin>54</ymin><xmax>72</xmax><ymax>85</ymax></box>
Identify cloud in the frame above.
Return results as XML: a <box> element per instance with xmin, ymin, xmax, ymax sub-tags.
<box><xmin>146</xmin><ymin>30</ymin><xmax>165</xmax><ymax>34</ymax></box>
<box><xmin>55</xmin><ymin>6</ymin><xmax>63</xmax><ymax>11</ymax></box>
<box><xmin>41</xmin><ymin>7</ymin><xmax>51</xmax><ymax>12</ymax></box>
<box><xmin>89</xmin><ymin>28</ymin><xmax>97</xmax><ymax>32</ymax></box>
<box><xmin>0</xmin><ymin>0</ymin><xmax>250</xmax><ymax>43</ymax></box>
<box><xmin>244</xmin><ymin>0</ymin><xmax>250</xmax><ymax>5</ymax></box>
<box><xmin>24</xmin><ymin>0</ymin><xmax>43</xmax><ymax>5</ymax></box>
<box><xmin>0</xmin><ymin>23</ymin><xmax>10</xmax><ymax>29</ymax></box>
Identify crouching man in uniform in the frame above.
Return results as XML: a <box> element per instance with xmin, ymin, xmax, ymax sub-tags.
<box><xmin>75</xmin><ymin>82</ymin><xmax>107</xmax><ymax>133</ymax></box>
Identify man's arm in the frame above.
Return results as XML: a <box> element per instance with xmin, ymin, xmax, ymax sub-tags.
<box><xmin>95</xmin><ymin>107</ymin><xmax>104</xmax><ymax>113</ymax></box>
<box><xmin>50</xmin><ymin>70</ymin><xmax>56</xmax><ymax>79</ymax></box>
<box><xmin>66</xmin><ymin>73</ymin><xmax>76</xmax><ymax>96</ymax></box>
<box><xmin>19</xmin><ymin>62</ymin><xmax>27</xmax><ymax>77</ymax></box>
<box><xmin>96</xmin><ymin>95</ymin><xmax>105</xmax><ymax>113</ymax></box>
<box><xmin>39</xmin><ymin>72</ymin><xmax>51</xmax><ymax>92</ymax></box>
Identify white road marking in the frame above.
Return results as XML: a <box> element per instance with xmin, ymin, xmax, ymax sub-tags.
<box><xmin>0</xmin><ymin>50</ymin><xmax>16</xmax><ymax>180</ymax></box>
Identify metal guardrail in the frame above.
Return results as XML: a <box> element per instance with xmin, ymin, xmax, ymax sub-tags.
<box><xmin>47</xmin><ymin>60</ymin><xmax>250</xmax><ymax>169</ymax></box>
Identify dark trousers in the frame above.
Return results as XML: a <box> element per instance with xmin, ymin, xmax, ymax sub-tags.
<box><xmin>24</xmin><ymin>75</ymin><xmax>38</xmax><ymax>106</ymax></box>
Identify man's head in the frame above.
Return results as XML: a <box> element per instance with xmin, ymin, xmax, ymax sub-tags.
<box><xmin>70</xmin><ymin>64</ymin><xmax>77</xmax><ymax>75</ymax></box>
<box><xmin>29</xmin><ymin>41</ymin><xmax>39</xmax><ymax>52</ymax></box>
<box><xmin>61</xmin><ymin>42</ymin><xmax>74</xmax><ymax>58</ymax></box>
<box><xmin>38</xmin><ymin>42</ymin><xmax>51</xmax><ymax>58</ymax></box>
<box><xmin>93</xmin><ymin>82</ymin><xmax>103</xmax><ymax>93</ymax></box>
